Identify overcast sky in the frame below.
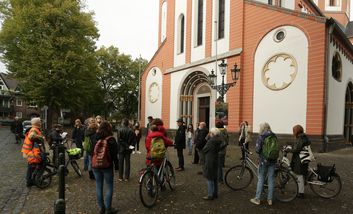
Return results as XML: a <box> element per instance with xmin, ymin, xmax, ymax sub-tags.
<box><xmin>85</xmin><ymin>0</ymin><xmax>159</xmax><ymax>61</ymax></box>
<box><xmin>1</xmin><ymin>1</ymin><xmax>353</xmax><ymax>72</ymax></box>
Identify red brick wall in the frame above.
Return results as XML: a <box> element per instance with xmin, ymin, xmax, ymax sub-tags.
<box><xmin>239</xmin><ymin>1</ymin><xmax>327</xmax><ymax>135</ymax></box>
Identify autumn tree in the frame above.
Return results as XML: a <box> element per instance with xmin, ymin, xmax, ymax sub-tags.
<box><xmin>96</xmin><ymin>46</ymin><xmax>147</xmax><ymax>120</ymax></box>
<box><xmin>0</xmin><ymin>0</ymin><xmax>100</xmax><ymax>128</ymax></box>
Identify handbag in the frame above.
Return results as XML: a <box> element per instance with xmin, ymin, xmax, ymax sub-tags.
<box><xmin>299</xmin><ymin>145</ymin><xmax>315</xmax><ymax>163</ymax></box>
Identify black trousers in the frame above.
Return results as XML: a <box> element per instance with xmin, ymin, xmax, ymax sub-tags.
<box><xmin>118</xmin><ymin>152</ymin><xmax>131</xmax><ymax>179</ymax></box>
<box><xmin>177</xmin><ymin>148</ymin><xmax>184</xmax><ymax>168</ymax></box>
<box><xmin>26</xmin><ymin>164</ymin><xmax>36</xmax><ymax>185</ymax></box>
<box><xmin>241</xmin><ymin>142</ymin><xmax>249</xmax><ymax>159</ymax></box>
<box><xmin>193</xmin><ymin>147</ymin><xmax>200</xmax><ymax>164</ymax></box>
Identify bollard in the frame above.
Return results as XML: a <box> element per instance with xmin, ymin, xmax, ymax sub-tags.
<box><xmin>54</xmin><ymin>165</ymin><xmax>65</xmax><ymax>214</ymax></box>
<box><xmin>54</xmin><ymin>151</ymin><xmax>66</xmax><ymax>214</ymax></box>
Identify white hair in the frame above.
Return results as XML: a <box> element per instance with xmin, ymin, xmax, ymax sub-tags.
<box><xmin>210</xmin><ymin>127</ymin><xmax>220</xmax><ymax>136</ymax></box>
<box><xmin>31</xmin><ymin>117</ymin><xmax>41</xmax><ymax>125</ymax></box>
<box><xmin>259</xmin><ymin>122</ymin><xmax>271</xmax><ymax>135</ymax></box>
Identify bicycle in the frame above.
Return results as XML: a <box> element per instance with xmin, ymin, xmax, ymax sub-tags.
<box><xmin>139</xmin><ymin>152</ymin><xmax>176</xmax><ymax>208</ymax></box>
<box><xmin>281</xmin><ymin>148</ymin><xmax>342</xmax><ymax>199</ymax></box>
<box><xmin>34</xmin><ymin>136</ymin><xmax>82</xmax><ymax>189</ymax></box>
<box><xmin>224</xmin><ymin>148</ymin><xmax>298</xmax><ymax>202</ymax></box>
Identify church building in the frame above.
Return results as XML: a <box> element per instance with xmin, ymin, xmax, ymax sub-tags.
<box><xmin>141</xmin><ymin>0</ymin><xmax>353</xmax><ymax>145</ymax></box>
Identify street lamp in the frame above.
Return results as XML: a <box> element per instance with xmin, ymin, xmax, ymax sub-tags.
<box><xmin>208</xmin><ymin>59</ymin><xmax>240</xmax><ymax>102</ymax></box>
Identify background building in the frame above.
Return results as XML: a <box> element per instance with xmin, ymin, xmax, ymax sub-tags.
<box><xmin>0</xmin><ymin>73</ymin><xmax>40</xmax><ymax>125</ymax></box>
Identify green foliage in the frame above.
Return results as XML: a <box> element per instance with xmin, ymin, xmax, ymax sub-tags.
<box><xmin>96</xmin><ymin>46</ymin><xmax>147</xmax><ymax>119</ymax></box>
<box><xmin>0</xmin><ymin>0</ymin><xmax>100</xmax><ymax>121</ymax></box>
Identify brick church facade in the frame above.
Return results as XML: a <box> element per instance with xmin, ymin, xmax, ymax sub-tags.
<box><xmin>141</xmin><ymin>0</ymin><xmax>353</xmax><ymax>146</ymax></box>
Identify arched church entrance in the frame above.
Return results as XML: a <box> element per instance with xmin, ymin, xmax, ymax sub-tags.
<box><xmin>344</xmin><ymin>82</ymin><xmax>353</xmax><ymax>144</ymax></box>
<box><xmin>179</xmin><ymin>71</ymin><xmax>211</xmax><ymax>128</ymax></box>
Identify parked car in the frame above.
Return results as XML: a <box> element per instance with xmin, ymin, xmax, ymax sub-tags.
<box><xmin>22</xmin><ymin>120</ymin><xmax>31</xmax><ymax>136</ymax></box>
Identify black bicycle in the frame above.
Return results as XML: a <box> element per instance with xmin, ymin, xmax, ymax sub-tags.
<box><xmin>34</xmin><ymin>139</ymin><xmax>82</xmax><ymax>189</ymax></box>
<box><xmin>224</xmin><ymin>148</ymin><xmax>298</xmax><ymax>202</ymax></box>
<box><xmin>139</xmin><ymin>152</ymin><xmax>175</xmax><ymax>208</ymax></box>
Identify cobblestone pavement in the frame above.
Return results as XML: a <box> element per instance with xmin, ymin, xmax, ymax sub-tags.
<box><xmin>0</xmin><ymin>127</ymin><xmax>29</xmax><ymax>214</ymax></box>
<box><xmin>1</xmin><ymin>127</ymin><xmax>353</xmax><ymax>214</ymax></box>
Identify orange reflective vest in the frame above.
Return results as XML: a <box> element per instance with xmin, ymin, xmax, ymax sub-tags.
<box><xmin>21</xmin><ymin>127</ymin><xmax>43</xmax><ymax>164</ymax></box>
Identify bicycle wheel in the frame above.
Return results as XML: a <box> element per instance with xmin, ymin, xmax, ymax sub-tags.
<box><xmin>225</xmin><ymin>165</ymin><xmax>253</xmax><ymax>191</ymax></box>
<box><xmin>139</xmin><ymin>170</ymin><xmax>159</xmax><ymax>208</ymax></box>
<box><xmin>70</xmin><ymin>160</ymin><xmax>82</xmax><ymax>177</ymax></box>
<box><xmin>274</xmin><ymin>169</ymin><xmax>298</xmax><ymax>202</ymax></box>
<box><xmin>165</xmin><ymin>161</ymin><xmax>176</xmax><ymax>190</ymax></box>
<box><xmin>309</xmin><ymin>173</ymin><xmax>342</xmax><ymax>199</ymax></box>
<box><xmin>35</xmin><ymin>167</ymin><xmax>52</xmax><ymax>189</ymax></box>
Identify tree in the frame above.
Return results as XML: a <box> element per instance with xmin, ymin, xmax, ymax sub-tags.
<box><xmin>96</xmin><ymin>46</ymin><xmax>147</xmax><ymax>120</ymax></box>
<box><xmin>0</xmin><ymin>0</ymin><xmax>100</xmax><ymax>128</ymax></box>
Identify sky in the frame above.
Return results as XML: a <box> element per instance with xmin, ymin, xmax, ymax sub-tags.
<box><xmin>1</xmin><ymin>1</ymin><xmax>353</xmax><ymax>72</ymax></box>
<box><xmin>85</xmin><ymin>0</ymin><xmax>159</xmax><ymax>61</ymax></box>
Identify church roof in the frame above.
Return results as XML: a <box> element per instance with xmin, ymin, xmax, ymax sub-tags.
<box><xmin>345</xmin><ymin>21</ymin><xmax>353</xmax><ymax>38</ymax></box>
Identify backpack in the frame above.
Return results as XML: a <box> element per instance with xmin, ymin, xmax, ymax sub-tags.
<box><xmin>92</xmin><ymin>137</ymin><xmax>112</xmax><ymax>169</ymax></box>
<box><xmin>299</xmin><ymin>145</ymin><xmax>315</xmax><ymax>163</ymax></box>
<box><xmin>262</xmin><ymin>134</ymin><xmax>279</xmax><ymax>161</ymax></box>
<box><xmin>150</xmin><ymin>137</ymin><xmax>166</xmax><ymax>159</ymax></box>
<box><xmin>83</xmin><ymin>136</ymin><xmax>92</xmax><ymax>153</ymax></box>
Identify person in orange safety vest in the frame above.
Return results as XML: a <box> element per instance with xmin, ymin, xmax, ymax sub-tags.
<box><xmin>21</xmin><ymin>117</ymin><xmax>45</xmax><ymax>187</ymax></box>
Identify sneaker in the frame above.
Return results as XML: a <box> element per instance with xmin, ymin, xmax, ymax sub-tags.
<box><xmin>105</xmin><ymin>207</ymin><xmax>118</xmax><ymax>214</ymax></box>
<box><xmin>297</xmin><ymin>193</ymin><xmax>304</xmax><ymax>198</ymax></box>
<box><xmin>137</xmin><ymin>151</ymin><xmax>141</xmax><ymax>154</ymax></box>
<box><xmin>202</xmin><ymin>196</ymin><xmax>214</xmax><ymax>200</ymax></box>
<box><xmin>132</xmin><ymin>151</ymin><xmax>136</xmax><ymax>154</ymax></box>
<box><xmin>118</xmin><ymin>178</ymin><xmax>123</xmax><ymax>182</ymax></box>
<box><xmin>176</xmin><ymin>167</ymin><xmax>184</xmax><ymax>171</ymax></box>
<box><xmin>267</xmin><ymin>200</ymin><xmax>272</xmax><ymax>206</ymax></box>
<box><xmin>99</xmin><ymin>208</ymin><xmax>105</xmax><ymax>214</ymax></box>
<box><xmin>250</xmin><ymin>198</ymin><xmax>260</xmax><ymax>205</ymax></box>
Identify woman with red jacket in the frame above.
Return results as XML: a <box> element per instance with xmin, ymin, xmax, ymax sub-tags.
<box><xmin>145</xmin><ymin>119</ymin><xmax>174</xmax><ymax>167</ymax></box>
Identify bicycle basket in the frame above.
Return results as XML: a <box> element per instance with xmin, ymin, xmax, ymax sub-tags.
<box><xmin>316</xmin><ymin>163</ymin><xmax>336</xmax><ymax>182</ymax></box>
<box><xmin>67</xmin><ymin>148</ymin><xmax>81</xmax><ymax>159</ymax></box>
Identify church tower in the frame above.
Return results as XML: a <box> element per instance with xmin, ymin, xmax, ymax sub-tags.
<box><xmin>313</xmin><ymin>0</ymin><xmax>350</xmax><ymax>27</ymax></box>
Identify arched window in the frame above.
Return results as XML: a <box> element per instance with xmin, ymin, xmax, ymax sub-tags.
<box><xmin>332</xmin><ymin>52</ymin><xmax>342</xmax><ymax>82</ymax></box>
<box><xmin>178</xmin><ymin>14</ymin><xmax>185</xmax><ymax>54</ymax></box>
<box><xmin>161</xmin><ymin>1</ymin><xmax>167</xmax><ymax>42</ymax></box>
<box><xmin>329</xmin><ymin>0</ymin><xmax>337</xmax><ymax>6</ymax></box>
<box><xmin>196</xmin><ymin>0</ymin><xmax>204</xmax><ymax>46</ymax></box>
<box><xmin>344</xmin><ymin>82</ymin><xmax>353</xmax><ymax>143</ymax></box>
<box><xmin>218</xmin><ymin>0</ymin><xmax>225</xmax><ymax>39</ymax></box>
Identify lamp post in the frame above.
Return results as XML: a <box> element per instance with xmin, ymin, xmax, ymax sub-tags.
<box><xmin>208</xmin><ymin>59</ymin><xmax>240</xmax><ymax>102</ymax></box>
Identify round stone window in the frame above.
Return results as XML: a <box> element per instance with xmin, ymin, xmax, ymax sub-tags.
<box><xmin>262</xmin><ymin>53</ymin><xmax>298</xmax><ymax>91</ymax></box>
<box><xmin>274</xmin><ymin>29</ymin><xmax>286</xmax><ymax>42</ymax></box>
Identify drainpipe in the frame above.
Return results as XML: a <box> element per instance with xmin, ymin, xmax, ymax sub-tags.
<box><xmin>322</xmin><ymin>22</ymin><xmax>334</xmax><ymax>152</ymax></box>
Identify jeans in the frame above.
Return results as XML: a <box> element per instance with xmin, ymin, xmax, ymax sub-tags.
<box><xmin>255</xmin><ymin>162</ymin><xmax>275</xmax><ymax>201</ymax></box>
<box><xmin>207</xmin><ymin>179</ymin><xmax>218</xmax><ymax>197</ymax></box>
<box><xmin>93</xmin><ymin>168</ymin><xmax>114</xmax><ymax>210</ymax></box>
<box><xmin>187</xmin><ymin>138</ymin><xmax>193</xmax><ymax>154</ymax></box>
<box><xmin>177</xmin><ymin>148</ymin><xmax>184</xmax><ymax>168</ymax></box>
<box><xmin>84</xmin><ymin>152</ymin><xmax>89</xmax><ymax>171</ymax></box>
<box><xmin>118</xmin><ymin>152</ymin><xmax>131</xmax><ymax>179</ymax></box>
<box><xmin>218</xmin><ymin>155</ymin><xmax>225</xmax><ymax>182</ymax></box>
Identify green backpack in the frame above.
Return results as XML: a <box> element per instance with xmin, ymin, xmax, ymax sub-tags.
<box><xmin>83</xmin><ymin>136</ymin><xmax>92</xmax><ymax>153</ymax></box>
<box><xmin>262</xmin><ymin>134</ymin><xmax>279</xmax><ymax>161</ymax></box>
<box><xmin>150</xmin><ymin>137</ymin><xmax>166</xmax><ymax>159</ymax></box>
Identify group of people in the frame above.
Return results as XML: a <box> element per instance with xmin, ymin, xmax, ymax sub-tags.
<box><xmin>150</xmin><ymin>116</ymin><xmax>230</xmax><ymax>200</ymax></box>
<box><xmin>19</xmin><ymin>114</ymin><xmax>312</xmax><ymax>212</ymax></box>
